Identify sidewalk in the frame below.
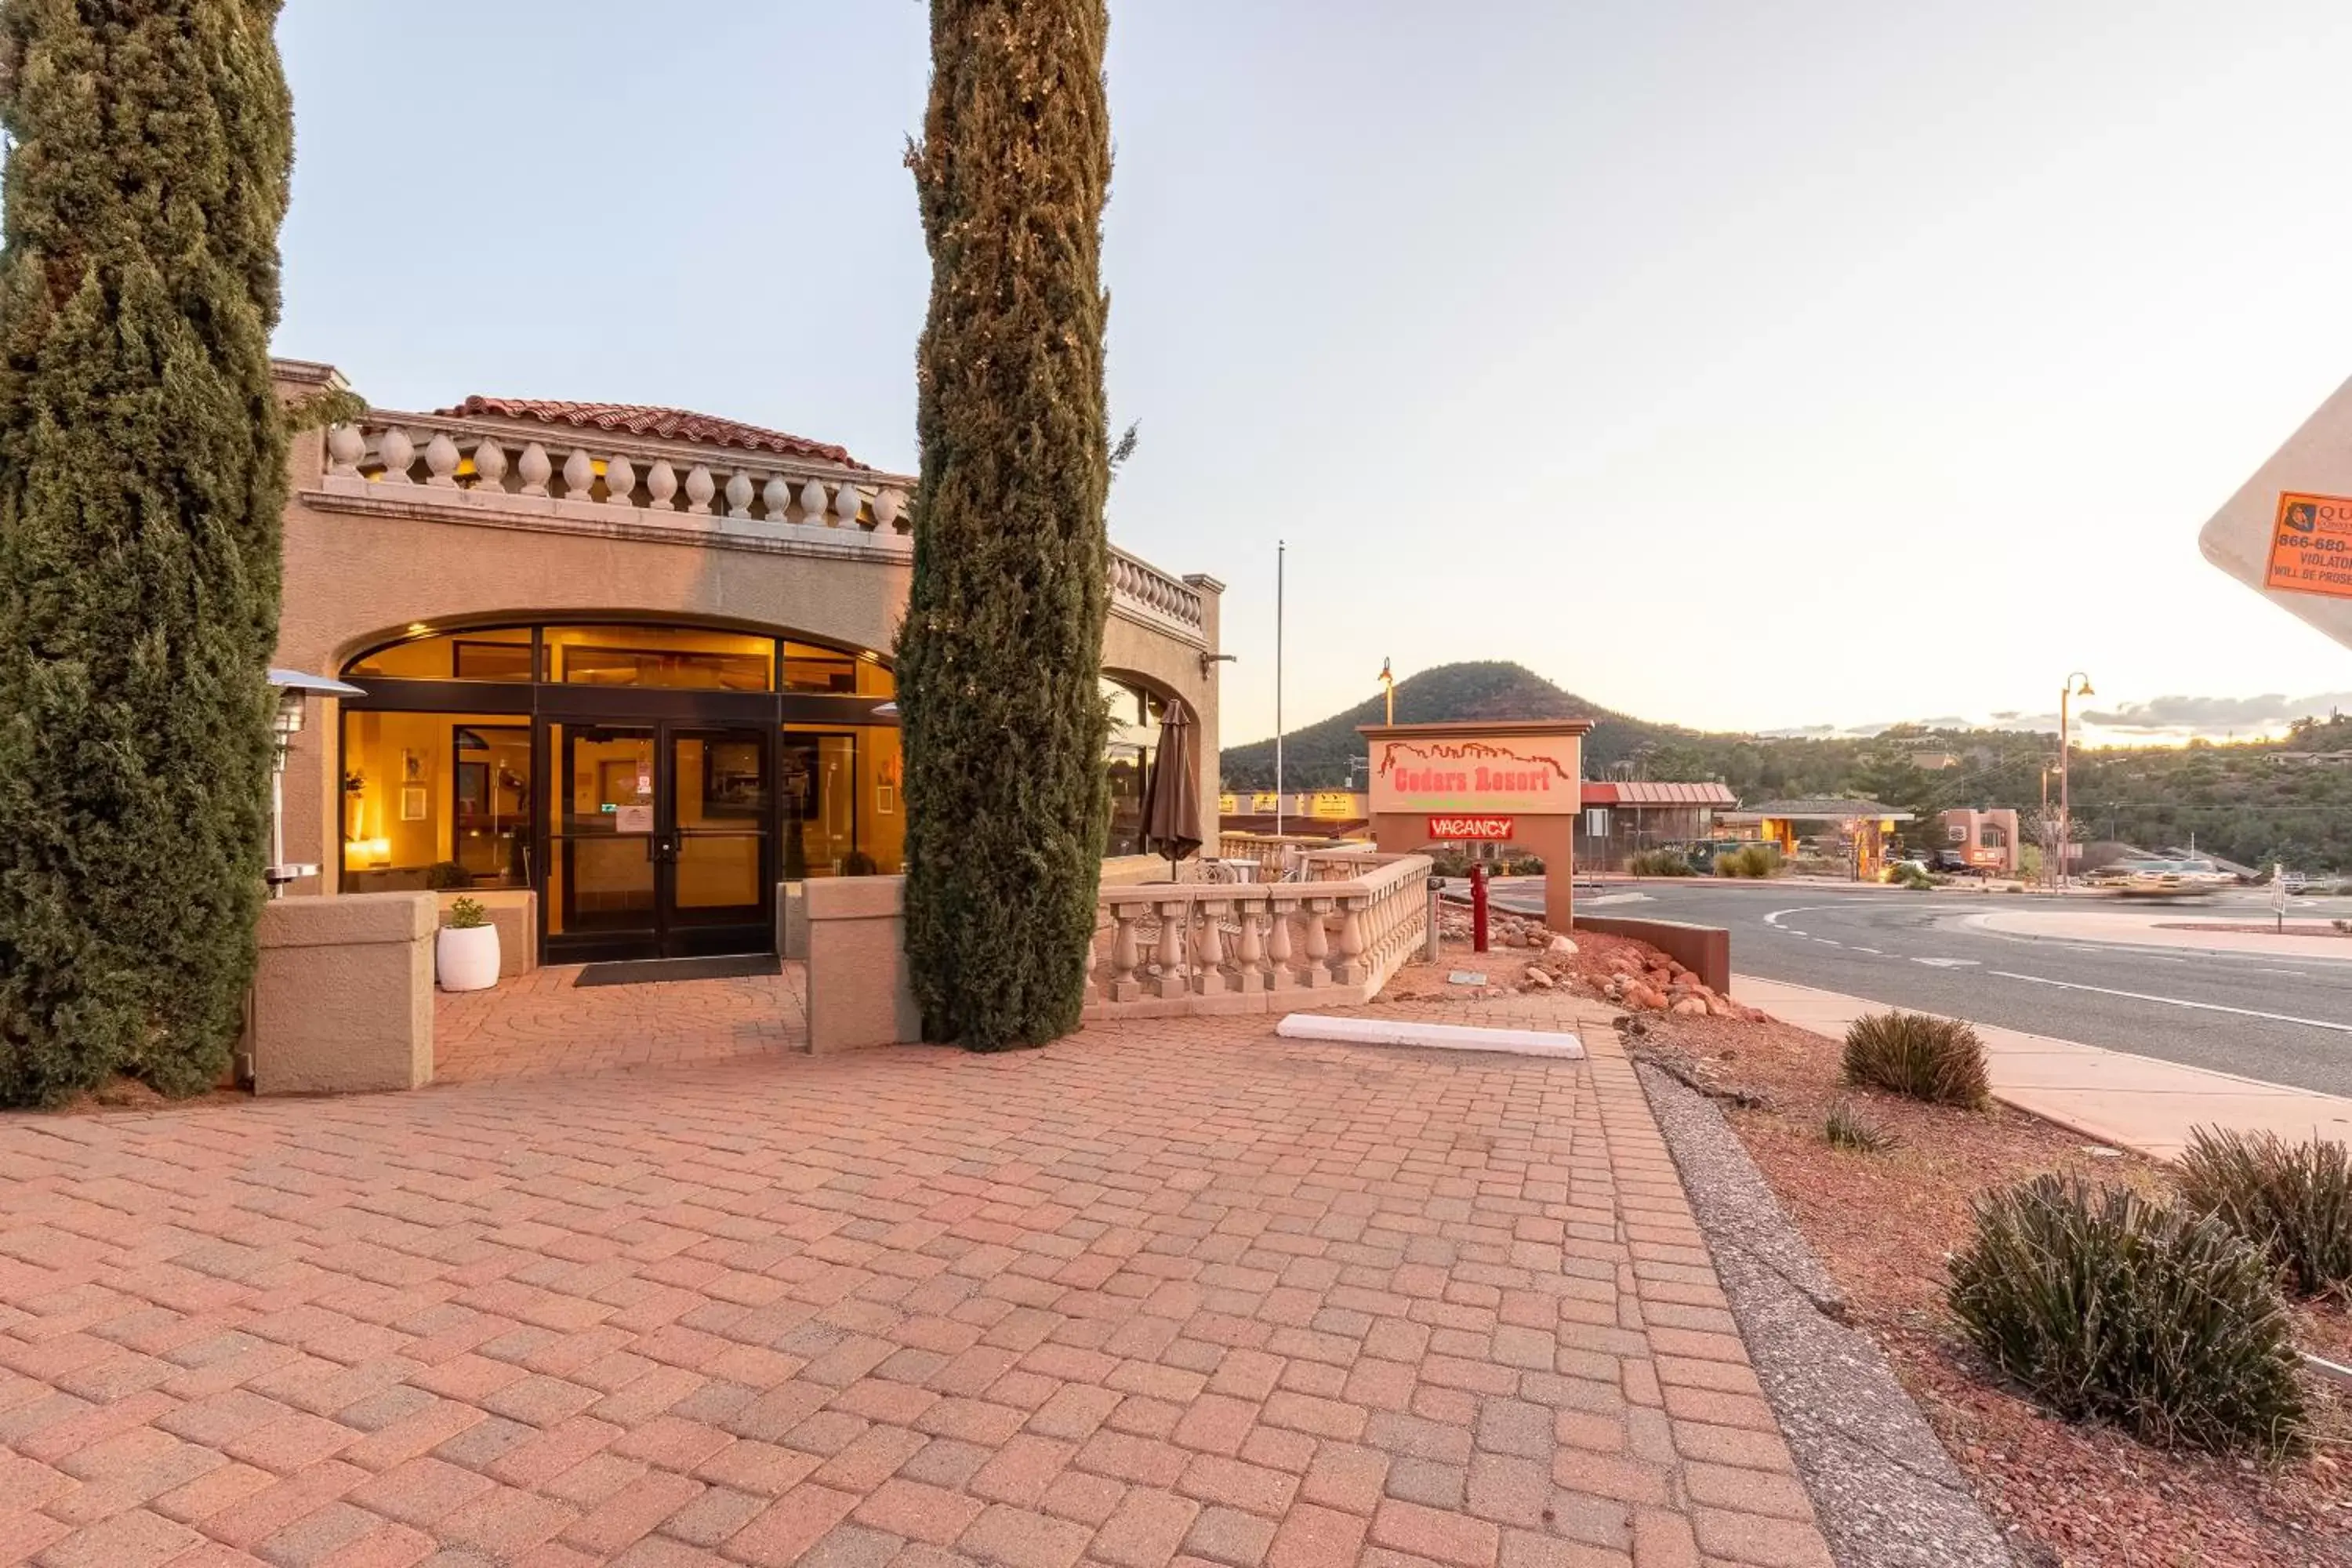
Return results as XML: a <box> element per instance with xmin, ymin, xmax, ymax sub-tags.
<box><xmin>1734</xmin><ymin>974</ymin><xmax>2352</xmax><ymax>1160</ymax></box>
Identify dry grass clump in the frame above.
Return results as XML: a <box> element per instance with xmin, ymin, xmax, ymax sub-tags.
<box><xmin>1841</xmin><ymin>1011</ymin><xmax>1989</xmax><ymax>1109</ymax></box>
<box><xmin>1948</xmin><ymin>1176</ymin><xmax>2307</xmax><ymax>1458</ymax></box>
<box><xmin>2177</xmin><ymin>1127</ymin><xmax>2352</xmax><ymax>1299</ymax></box>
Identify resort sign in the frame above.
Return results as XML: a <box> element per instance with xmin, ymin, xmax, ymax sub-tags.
<box><xmin>1359</xmin><ymin>718</ymin><xmax>1594</xmax><ymax>931</ymax></box>
<box><xmin>2199</xmin><ymin>379</ymin><xmax>2352</xmax><ymax>648</ymax></box>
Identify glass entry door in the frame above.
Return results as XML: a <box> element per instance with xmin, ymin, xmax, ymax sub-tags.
<box><xmin>548</xmin><ymin>722</ymin><xmax>774</xmax><ymax>962</ymax></box>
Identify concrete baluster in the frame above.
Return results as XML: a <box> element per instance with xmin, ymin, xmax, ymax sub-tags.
<box><xmin>561</xmin><ymin>448</ymin><xmax>595</xmax><ymax>500</ymax></box>
<box><xmin>604</xmin><ymin>453</ymin><xmax>637</xmax><ymax>507</ymax></box>
<box><xmin>1266</xmin><ymin>895</ymin><xmax>1297</xmax><ymax>988</ymax></box>
<box><xmin>726</xmin><ymin>470</ymin><xmax>756</xmax><ymax>518</ymax></box>
<box><xmin>376</xmin><ymin>426</ymin><xmax>416</xmax><ymax>484</ymax></box>
<box><xmin>1300</xmin><ymin>896</ymin><xmax>1333</xmax><ymax>985</ymax></box>
<box><xmin>800</xmin><ymin>477</ymin><xmax>830</xmax><ymax>527</ymax></box>
<box><xmin>470</xmin><ymin>437</ymin><xmax>507</xmax><ymax>493</ymax></box>
<box><xmin>684</xmin><ymin>464</ymin><xmax>716</xmax><ymax>516</ymax></box>
<box><xmin>423</xmin><ymin>432</ymin><xmax>459</xmax><ymax>488</ymax></box>
<box><xmin>1154</xmin><ymin>897</ymin><xmax>1190</xmax><ymax>1000</ymax></box>
<box><xmin>1234</xmin><ymin>895</ymin><xmax>1267</xmax><ymax>992</ymax></box>
<box><xmin>645</xmin><ymin>459</ymin><xmax>677</xmax><ymax>510</ymax></box>
<box><xmin>1197</xmin><ymin>898</ymin><xmax>1230</xmax><ymax>993</ymax></box>
<box><xmin>517</xmin><ymin>441</ymin><xmax>552</xmax><ymax>498</ymax></box>
<box><xmin>326</xmin><ymin>423</ymin><xmax>365</xmax><ymax>478</ymax></box>
<box><xmin>763</xmin><ymin>474</ymin><xmax>794</xmax><ymax>523</ymax></box>
<box><xmin>1108</xmin><ymin>902</ymin><xmax>1142</xmax><ymax>1002</ymax></box>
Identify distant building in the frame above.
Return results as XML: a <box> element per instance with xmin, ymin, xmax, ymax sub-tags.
<box><xmin>1938</xmin><ymin>808</ymin><xmax>2020</xmax><ymax>873</ymax></box>
<box><xmin>1573</xmin><ymin>782</ymin><xmax>1737</xmax><ymax>870</ymax></box>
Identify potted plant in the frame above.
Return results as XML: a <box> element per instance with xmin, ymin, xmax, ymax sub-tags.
<box><xmin>437</xmin><ymin>896</ymin><xmax>500</xmax><ymax>993</ymax></box>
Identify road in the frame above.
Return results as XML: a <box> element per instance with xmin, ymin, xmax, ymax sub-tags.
<box><xmin>1480</xmin><ymin>878</ymin><xmax>2352</xmax><ymax>1098</ymax></box>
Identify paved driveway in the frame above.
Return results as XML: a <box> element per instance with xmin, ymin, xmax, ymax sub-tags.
<box><xmin>0</xmin><ymin>998</ymin><xmax>1828</xmax><ymax>1567</ymax></box>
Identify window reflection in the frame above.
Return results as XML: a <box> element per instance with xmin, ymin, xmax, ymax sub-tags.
<box><xmin>347</xmin><ymin>626</ymin><xmax>533</xmax><ymax>682</ymax></box>
<box><xmin>779</xmin><ymin>724</ymin><xmax>902</xmax><ymax>877</ymax></box>
<box><xmin>543</xmin><ymin>625</ymin><xmax>775</xmax><ymax>691</ymax></box>
<box><xmin>342</xmin><ymin>711</ymin><xmax>533</xmax><ymax>891</ymax></box>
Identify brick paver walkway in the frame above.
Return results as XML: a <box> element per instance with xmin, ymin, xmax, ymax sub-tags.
<box><xmin>434</xmin><ymin>967</ymin><xmax>805</xmax><ymax>1085</ymax></box>
<box><xmin>0</xmin><ymin>993</ymin><xmax>1831</xmax><ymax>1567</ymax></box>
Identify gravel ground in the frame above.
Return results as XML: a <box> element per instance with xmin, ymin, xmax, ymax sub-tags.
<box><xmin>1638</xmin><ymin>1058</ymin><xmax>2021</xmax><ymax>1568</ymax></box>
<box><xmin>1647</xmin><ymin>1010</ymin><xmax>2352</xmax><ymax>1566</ymax></box>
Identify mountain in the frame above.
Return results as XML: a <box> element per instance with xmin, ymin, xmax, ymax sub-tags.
<box><xmin>1218</xmin><ymin>661</ymin><xmax>1690</xmax><ymax>788</ymax></box>
<box><xmin>1217</xmin><ymin>663</ymin><xmax>2352</xmax><ymax>872</ymax></box>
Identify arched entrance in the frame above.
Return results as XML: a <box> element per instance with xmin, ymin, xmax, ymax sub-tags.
<box><xmin>338</xmin><ymin>616</ymin><xmax>900</xmax><ymax>963</ymax></box>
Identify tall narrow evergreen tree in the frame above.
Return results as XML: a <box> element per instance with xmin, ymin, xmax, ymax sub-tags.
<box><xmin>0</xmin><ymin>1</ymin><xmax>295</xmax><ymax>1104</ymax></box>
<box><xmin>899</xmin><ymin>0</ymin><xmax>1112</xmax><ymax>1050</ymax></box>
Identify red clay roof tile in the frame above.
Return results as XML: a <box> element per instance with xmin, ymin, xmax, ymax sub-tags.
<box><xmin>439</xmin><ymin>395</ymin><xmax>867</xmax><ymax>470</ymax></box>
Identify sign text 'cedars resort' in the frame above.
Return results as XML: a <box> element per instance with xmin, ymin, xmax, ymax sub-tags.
<box><xmin>1386</xmin><ymin>760</ymin><xmax>1563</xmax><ymax>796</ymax></box>
<box><xmin>1357</xmin><ymin>718</ymin><xmax>1593</xmax><ymax>931</ymax></box>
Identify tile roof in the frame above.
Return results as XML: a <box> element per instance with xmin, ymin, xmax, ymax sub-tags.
<box><xmin>1581</xmin><ymin>782</ymin><xmax>1737</xmax><ymax>807</ymax></box>
<box><xmin>439</xmin><ymin>395</ymin><xmax>867</xmax><ymax>470</ymax></box>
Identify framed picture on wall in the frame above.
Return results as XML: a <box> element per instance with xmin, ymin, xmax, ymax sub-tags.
<box><xmin>399</xmin><ymin>785</ymin><xmax>429</xmax><ymax>822</ymax></box>
<box><xmin>876</xmin><ymin>783</ymin><xmax>896</xmax><ymax>816</ymax></box>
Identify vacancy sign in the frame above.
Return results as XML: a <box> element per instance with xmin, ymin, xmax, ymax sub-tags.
<box><xmin>1428</xmin><ymin>815</ymin><xmax>1514</xmax><ymax>840</ymax></box>
<box><xmin>2200</xmin><ymin>378</ymin><xmax>2352</xmax><ymax>651</ymax></box>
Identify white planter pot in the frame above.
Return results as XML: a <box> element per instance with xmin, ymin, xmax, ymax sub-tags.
<box><xmin>436</xmin><ymin>924</ymin><xmax>501</xmax><ymax>993</ymax></box>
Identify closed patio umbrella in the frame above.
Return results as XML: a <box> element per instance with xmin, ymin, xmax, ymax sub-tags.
<box><xmin>1141</xmin><ymin>695</ymin><xmax>1202</xmax><ymax>880</ymax></box>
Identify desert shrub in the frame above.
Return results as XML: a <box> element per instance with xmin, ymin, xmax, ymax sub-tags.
<box><xmin>1722</xmin><ymin>844</ymin><xmax>1778</xmax><ymax>878</ymax></box>
<box><xmin>1889</xmin><ymin>862</ymin><xmax>1933</xmax><ymax>891</ymax></box>
<box><xmin>1842</xmin><ymin>1011</ymin><xmax>1988</xmax><ymax>1108</ymax></box>
<box><xmin>1628</xmin><ymin>849</ymin><xmax>1694</xmax><ymax>877</ymax></box>
<box><xmin>1947</xmin><ymin>1177</ymin><xmax>2307</xmax><ymax>1456</ymax></box>
<box><xmin>2177</xmin><ymin>1127</ymin><xmax>2352</xmax><ymax>1298</ymax></box>
<box><xmin>1425</xmin><ymin>848</ymin><xmax>1474</xmax><ymax>878</ymax></box>
<box><xmin>1824</xmin><ymin>1099</ymin><xmax>1897</xmax><ymax>1154</ymax></box>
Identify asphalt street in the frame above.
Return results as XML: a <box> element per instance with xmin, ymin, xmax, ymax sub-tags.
<box><xmin>1479</xmin><ymin>878</ymin><xmax>2352</xmax><ymax>1098</ymax></box>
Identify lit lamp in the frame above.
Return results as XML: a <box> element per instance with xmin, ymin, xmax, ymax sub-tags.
<box><xmin>267</xmin><ymin>669</ymin><xmax>365</xmax><ymax>898</ymax></box>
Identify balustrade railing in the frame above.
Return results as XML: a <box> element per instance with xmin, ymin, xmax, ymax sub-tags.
<box><xmin>312</xmin><ymin>412</ymin><xmax>1208</xmax><ymax>633</ymax></box>
<box><xmin>320</xmin><ymin>412</ymin><xmax>912</xmax><ymax>544</ymax></box>
<box><xmin>1109</xmin><ymin>546</ymin><xmax>1207</xmax><ymax>640</ymax></box>
<box><xmin>1086</xmin><ymin>852</ymin><xmax>1430</xmax><ymax>1016</ymax></box>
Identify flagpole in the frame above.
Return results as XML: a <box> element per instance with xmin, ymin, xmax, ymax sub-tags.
<box><xmin>1274</xmin><ymin>539</ymin><xmax>1285</xmax><ymax>838</ymax></box>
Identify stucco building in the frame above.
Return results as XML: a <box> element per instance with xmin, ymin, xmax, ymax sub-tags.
<box><xmin>270</xmin><ymin>360</ymin><xmax>1222</xmax><ymax>964</ymax></box>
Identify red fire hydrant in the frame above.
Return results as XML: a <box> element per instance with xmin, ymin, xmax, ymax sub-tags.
<box><xmin>1470</xmin><ymin>862</ymin><xmax>1490</xmax><ymax>953</ymax></box>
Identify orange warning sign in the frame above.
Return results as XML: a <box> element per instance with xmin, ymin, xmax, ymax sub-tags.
<box><xmin>2267</xmin><ymin>492</ymin><xmax>2352</xmax><ymax>599</ymax></box>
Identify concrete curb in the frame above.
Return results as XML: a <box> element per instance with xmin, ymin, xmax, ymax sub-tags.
<box><xmin>1637</xmin><ymin>1062</ymin><xmax>2020</xmax><ymax>1568</ymax></box>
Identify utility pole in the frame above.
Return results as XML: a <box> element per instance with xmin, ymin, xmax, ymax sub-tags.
<box><xmin>1274</xmin><ymin>540</ymin><xmax>1285</xmax><ymax>839</ymax></box>
<box><xmin>2059</xmin><ymin>672</ymin><xmax>2092</xmax><ymax>890</ymax></box>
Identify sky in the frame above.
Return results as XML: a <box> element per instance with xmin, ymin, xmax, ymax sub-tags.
<box><xmin>274</xmin><ymin>1</ymin><xmax>2352</xmax><ymax>750</ymax></box>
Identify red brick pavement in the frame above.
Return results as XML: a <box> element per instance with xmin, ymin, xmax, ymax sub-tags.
<box><xmin>434</xmin><ymin>966</ymin><xmax>805</xmax><ymax>1084</ymax></box>
<box><xmin>0</xmin><ymin>986</ymin><xmax>1831</xmax><ymax>1566</ymax></box>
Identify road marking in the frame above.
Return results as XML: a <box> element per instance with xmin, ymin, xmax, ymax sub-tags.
<box><xmin>1813</xmin><ymin>938</ymin><xmax>1842</xmax><ymax>946</ymax></box>
<box><xmin>1988</xmin><ymin>971</ymin><xmax>2352</xmax><ymax>1033</ymax></box>
<box><xmin>1913</xmin><ymin>957</ymin><xmax>1979</xmax><ymax>967</ymax></box>
<box><xmin>2252</xmin><ymin>967</ymin><xmax>2310</xmax><ymax>978</ymax></box>
<box><xmin>1850</xmin><ymin>947</ymin><xmax>1883</xmax><ymax>955</ymax></box>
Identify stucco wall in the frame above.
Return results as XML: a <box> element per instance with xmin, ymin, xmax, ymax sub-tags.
<box><xmin>271</xmin><ymin>416</ymin><xmax>1224</xmax><ymax>891</ymax></box>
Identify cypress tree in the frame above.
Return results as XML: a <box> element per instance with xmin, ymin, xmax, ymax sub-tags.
<box><xmin>898</xmin><ymin>0</ymin><xmax>1112</xmax><ymax>1051</ymax></box>
<box><xmin>0</xmin><ymin>1</ymin><xmax>294</xmax><ymax>1104</ymax></box>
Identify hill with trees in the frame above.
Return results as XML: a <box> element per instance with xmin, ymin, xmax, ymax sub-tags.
<box><xmin>1218</xmin><ymin>661</ymin><xmax>1701</xmax><ymax>788</ymax></box>
<box><xmin>1221</xmin><ymin>663</ymin><xmax>2352</xmax><ymax>872</ymax></box>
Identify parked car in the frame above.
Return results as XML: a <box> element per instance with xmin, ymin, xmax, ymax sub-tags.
<box><xmin>1930</xmin><ymin>849</ymin><xmax>1986</xmax><ymax>877</ymax></box>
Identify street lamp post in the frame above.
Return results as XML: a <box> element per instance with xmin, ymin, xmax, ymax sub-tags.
<box><xmin>2058</xmin><ymin>672</ymin><xmax>2093</xmax><ymax>890</ymax></box>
